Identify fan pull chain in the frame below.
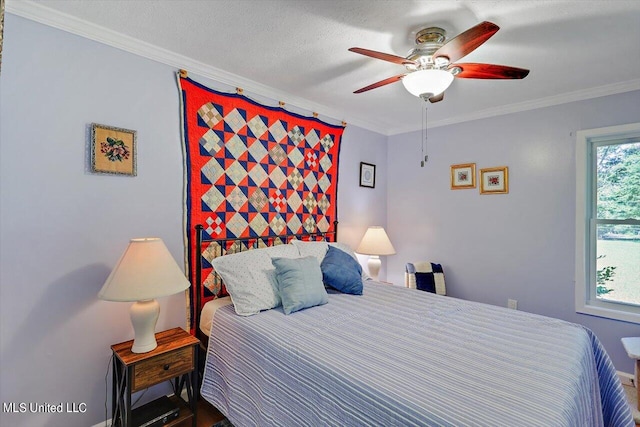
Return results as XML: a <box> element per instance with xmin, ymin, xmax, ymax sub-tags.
<box><xmin>425</xmin><ymin>102</ymin><xmax>429</xmax><ymax>164</ymax></box>
<box><xmin>421</xmin><ymin>100</ymin><xmax>429</xmax><ymax>167</ymax></box>
<box><xmin>421</xmin><ymin>101</ymin><xmax>424</xmax><ymax>167</ymax></box>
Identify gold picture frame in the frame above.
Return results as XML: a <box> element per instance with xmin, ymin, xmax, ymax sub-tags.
<box><xmin>450</xmin><ymin>163</ymin><xmax>476</xmax><ymax>189</ymax></box>
<box><xmin>480</xmin><ymin>166</ymin><xmax>509</xmax><ymax>194</ymax></box>
<box><xmin>91</xmin><ymin>123</ymin><xmax>137</xmax><ymax>176</ymax></box>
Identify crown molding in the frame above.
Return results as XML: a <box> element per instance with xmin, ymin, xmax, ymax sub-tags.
<box><xmin>8</xmin><ymin>1</ymin><xmax>640</xmax><ymax>137</ymax></box>
<box><xmin>6</xmin><ymin>0</ymin><xmax>387</xmax><ymax>135</ymax></box>
<box><xmin>388</xmin><ymin>79</ymin><xmax>640</xmax><ymax>135</ymax></box>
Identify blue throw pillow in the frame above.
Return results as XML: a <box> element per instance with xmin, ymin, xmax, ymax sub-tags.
<box><xmin>320</xmin><ymin>246</ymin><xmax>363</xmax><ymax>295</ymax></box>
<box><xmin>271</xmin><ymin>256</ymin><xmax>328</xmax><ymax>315</ymax></box>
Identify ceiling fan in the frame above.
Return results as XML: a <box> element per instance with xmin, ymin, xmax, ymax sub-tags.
<box><xmin>349</xmin><ymin>21</ymin><xmax>529</xmax><ymax>103</ymax></box>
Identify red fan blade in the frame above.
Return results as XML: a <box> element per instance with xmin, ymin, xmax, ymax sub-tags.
<box><xmin>451</xmin><ymin>63</ymin><xmax>529</xmax><ymax>79</ymax></box>
<box><xmin>433</xmin><ymin>21</ymin><xmax>500</xmax><ymax>63</ymax></box>
<box><xmin>349</xmin><ymin>47</ymin><xmax>418</xmax><ymax>66</ymax></box>
<box><xmin>353</xmin><ymin>74</ymin><xmax>405</xmax><ymax>94</ymax></box>
<box><xmin>429</xmin><ymin>93</ymin><xmax>445</xmax><ymax>103</ymax></box>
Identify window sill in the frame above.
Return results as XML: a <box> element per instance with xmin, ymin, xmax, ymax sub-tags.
<box><xmin>576</xmin><ymin>301</ymin><xmax>640</xmax><ymax>324</ymax></box>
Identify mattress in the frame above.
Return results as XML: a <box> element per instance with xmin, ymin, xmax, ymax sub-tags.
<box><xmin>201</xmin><ymin>282</ymin><xmax>632</xmax><ymax>427</ymax></box>
<box><xmin>199</xmin><ymin>296</ymin><xmax>232</xmax><ymax>337</ymax></box>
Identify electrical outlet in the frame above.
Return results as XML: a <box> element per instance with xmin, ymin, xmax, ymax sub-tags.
<box><xmin>507</xmin><ymin>299</ymin><xmax>518</xmax><ymax>310</ymax></box>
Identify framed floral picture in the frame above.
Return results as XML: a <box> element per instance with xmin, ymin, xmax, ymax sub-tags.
<box><xmin>450</xmin><ymin>163</ymin><xmax>476</xmax><ymax>189</ymax></box>
<box><xmin>359</xmin><ymin>162</ymin><xmax>376</xmax><ymax>188</ymax></box>
<box><xmin>91</xmin><ymin>123</ymin><xmax>137</xmax><ymax>176</ymax></box>
<box><xmin>480</xmin><ymin>166</ymin><xmax>509</xmax><ymax>194</ymax></box>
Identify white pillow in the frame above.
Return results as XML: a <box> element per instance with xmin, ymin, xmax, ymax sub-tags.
<box><xmin>290</xmin><ymin>240</ymin><xmax>372</xmax><ymax>281</ymax></box>
<box><xmin>290</xmin><ymin>239</ymin><xmax>329</xmax><ymax>263</ymax></box>
<box><xmin>210</xmin><ymin>244</ymin><xmax>299</xmax><ymax>316</ymax></box>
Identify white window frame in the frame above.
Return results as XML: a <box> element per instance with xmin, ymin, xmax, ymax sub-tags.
<box><xmin>575</xmin><ymin>122</ymin><xmax>640</xmax><ymax>324</ymax></box>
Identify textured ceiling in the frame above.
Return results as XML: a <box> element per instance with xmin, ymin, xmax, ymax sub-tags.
<box><xmin>10</xmin><ymin>0</ymin><xmax>640</xmax><ymax>134</ymax></box>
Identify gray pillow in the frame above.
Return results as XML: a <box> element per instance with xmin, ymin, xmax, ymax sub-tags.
<box><xmin>272</xmin><ymin>256</ymin><xmax>328</xmax><ymax>315</ymax></box>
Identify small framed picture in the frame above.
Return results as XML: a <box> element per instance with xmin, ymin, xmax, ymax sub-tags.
<box><xmin>450</xmin><ymin>163</ymin><xmax>476</xmax><ymax>189</ymax></box>
<box><xmin>480</xmin><ymin>166</ymin><xmax>509</xmax><ymax>194</ymax></box>
<box><xmin>359</xmin><ymin>162</ymin><xmax>376</xmax><ymax>188</ymax></box>
<box><xmin>91</xmin><ymin>123</ymin><xmax>137</xmax><ymax>176</ymax></box>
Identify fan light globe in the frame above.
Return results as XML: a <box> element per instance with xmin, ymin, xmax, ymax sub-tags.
<box><xmin>402</xmin><ymin>69</ymin><xmax>454</xmax><ymax>98</ymax></box>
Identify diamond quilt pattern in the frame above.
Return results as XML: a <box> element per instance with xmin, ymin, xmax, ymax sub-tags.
<box><xmin>180</xmin><ymin>76</ymin><xmax>343</xmax><ymax>333</ymax></box>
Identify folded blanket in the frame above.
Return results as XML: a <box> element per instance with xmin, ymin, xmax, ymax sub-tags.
<box><xmin>405</xmin><ymin>262</ymin><xmax>446</xmax><ymax>295</ymax></box>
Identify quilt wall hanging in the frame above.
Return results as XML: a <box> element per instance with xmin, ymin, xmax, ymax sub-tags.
<box><xmin>178</xmin><ymin>74</ymin><xmax>344</xmax><ymax>332</ymax></box>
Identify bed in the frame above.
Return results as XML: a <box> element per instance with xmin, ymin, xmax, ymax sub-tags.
<box><xmin>193</xmin><ymin>226</ymin><xmax>633</xmax><ymax>427</ymax></box>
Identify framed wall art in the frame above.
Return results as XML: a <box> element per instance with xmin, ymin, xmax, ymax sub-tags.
<box><xmin>450</xmin><ymin>163</ymin><xmax>476</xmax><ymax>189</ymax></box>
<box><xmin>480</xmin><ymin>166</ymin><xmax>508</xmax><ymax>194</ymax></box>
<box><xmin>359</xmin><ymin>162</ymin><xmax>376</xmax><ymax>188</ymax></box>
<box><xmin>91</xmin><ymin>123</ymin><xmax>137</xmax><ymax>176</ymax></box>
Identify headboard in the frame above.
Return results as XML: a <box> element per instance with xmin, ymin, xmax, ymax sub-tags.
<box><xmin>192</xmin><ymin>221</ymin><xmax>338</xmax><ymax>341</ymax></box>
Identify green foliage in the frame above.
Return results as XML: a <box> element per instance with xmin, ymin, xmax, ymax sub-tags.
<box><xmin>596</xmin><ymin>264</ymin><xmax>616</xmax><ymax>296</ymax></box>
<box><xmin>597</xmin><ymin>142</ymin><xmax>640</xmax><ymax>221</ymax></box>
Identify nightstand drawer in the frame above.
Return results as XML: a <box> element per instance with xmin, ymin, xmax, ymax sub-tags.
<box><xmin>133</xmin><ymin>347</ymin><xmax>193</xmax><ymax>392</ymax></box>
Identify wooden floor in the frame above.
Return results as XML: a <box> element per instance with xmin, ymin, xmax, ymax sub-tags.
<box><xmin>196</xmin><ymin>397</ymin><xmax>226</xmax><ymax>427</ymax></box>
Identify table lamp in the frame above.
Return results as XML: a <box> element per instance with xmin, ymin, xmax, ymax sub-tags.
<box><xmin>356</xmin><ymin>226</ymin><xmax>396</xmax><ymax>281</ymax></box>
<box><xmin>98</xmin><ymin>238</ymin><xmax>190</xmax><ymax>353</ymax></box>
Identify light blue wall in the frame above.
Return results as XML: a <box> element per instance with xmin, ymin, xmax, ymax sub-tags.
<box><xmin>386</xmin><ymin>90</ymin><xmax>640</xmax><ymax>373</ymax></box>
<box><xmin>2</xmin><ymin>10</ymin><xmax>638</xmax><ymax>427</ymax></box>
<box><xmin>337</xmin><ymin>125</ymin><xmax>389</xmax><ymax>277</ymax></box>
<box><xmin>0</xmin><ymin>15</ymin><xmax>387</xmax><ymax>426</ymax></box>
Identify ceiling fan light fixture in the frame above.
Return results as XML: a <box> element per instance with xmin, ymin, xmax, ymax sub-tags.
<box><xmin>401</xmin><ymin>69</ymin><xmax>454</xmax><ymax>98</ymax></box>
<box><xmin>349</xmin><ymin>21</ymin><xmax>528</xmax><ymax>96</ymax></box>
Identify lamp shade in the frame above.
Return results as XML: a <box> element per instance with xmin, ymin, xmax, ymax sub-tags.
<box><xmin>356</xmin><ymin>226</ymin><xmax>396</xmax><ymax>256</ymax></box>
<box><xmin>402</xmin><ymin>69</ymin><xmax>454</xmax><ymax>98</ymax></box>
<box><xmin>98</xmin><ymin>238</ymin><xmax>190</xmax><ymax>302</ymax></box>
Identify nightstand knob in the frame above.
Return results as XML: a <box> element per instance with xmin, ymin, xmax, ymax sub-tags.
<box><xmin>163</xmin><ymin>364</ymin><xmax>170</xmax><ymax>370</ymax></box>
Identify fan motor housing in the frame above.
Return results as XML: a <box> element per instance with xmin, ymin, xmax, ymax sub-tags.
<box><xmin>406</xmin><ymin>26</ymin><xmax>449</xmax><ymax>70</ymax></box>
<box><xmin>415</xmin><ymin>27</ymin><xmax>446</xmax><ymax>44</ymax></box>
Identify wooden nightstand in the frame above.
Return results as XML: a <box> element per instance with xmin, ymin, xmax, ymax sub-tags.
<box><xmin>111</xmin><ymin>327</ymin><xmax>199</xmax><ymax>427</ymax></box>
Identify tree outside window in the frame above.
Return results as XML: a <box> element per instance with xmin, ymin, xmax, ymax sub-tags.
<box><xmin>594</xmin><ymin>141</ymin><xmax>640</xmax><ymax>307</ymax></box>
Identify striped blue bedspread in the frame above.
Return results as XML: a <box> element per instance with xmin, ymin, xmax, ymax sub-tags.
<box><xmin>201</xmin><ymin>282</ymin><xmax>633</xmax><ymax>427</ymax></box>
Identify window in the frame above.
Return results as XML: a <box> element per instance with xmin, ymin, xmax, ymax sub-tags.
<box><xmin>575</xmin><ymin>123</ymin><xmax>640</xmax><ymax>324</ymax></box>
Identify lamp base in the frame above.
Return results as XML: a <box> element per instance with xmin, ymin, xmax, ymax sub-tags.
<box><xmin>367</xmin><ymin>255</ymin><xmax>381</xmax><ymax>282</ymax></box>
<box><xmin>130</xmin><ymin>299</ymin><xmax>160</xmax><ymax>353</ymax></box>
